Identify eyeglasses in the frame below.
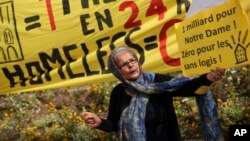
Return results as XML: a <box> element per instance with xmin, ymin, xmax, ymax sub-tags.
<box><xmin>117</xmin><ymin>58</ymin><xmax>138</xmax><ymax>70</ymax></box>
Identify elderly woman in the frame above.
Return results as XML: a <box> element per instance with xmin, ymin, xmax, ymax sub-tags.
<box><xmin>82</xmin><ymin>46</ymin><xmax>225</xmax><ymax>141</ymax></box>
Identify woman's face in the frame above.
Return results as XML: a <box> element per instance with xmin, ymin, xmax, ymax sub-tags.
<box><xmin>114</xmin><ymin>51</ymin><xmax>140</xmax><ymax>80</ymax></box>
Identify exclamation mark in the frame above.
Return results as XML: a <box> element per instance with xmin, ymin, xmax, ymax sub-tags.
<box><xmin>219</xmin><ymin>54</ymin><xmax>222</xmax><ymax>62</ymax></box>
<box><xmin>233</xmin><ymin>20</ymin><xmax>236</xmax><ymax>29</ymax></box>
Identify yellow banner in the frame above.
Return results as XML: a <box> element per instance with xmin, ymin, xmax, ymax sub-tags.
<box><xmin>0</xmin><ymin>0</ymin><xmax>249</xmax><ymax>94</ymax></box>
<box><xmin>0</xmin><ymin>0</ymin><xmax>191</xmax><ymax>94</ymax></box>
<box><xmin>175</xmin><ymin>0</ymin><xmax>250</xmax><ymax>76</ymax></box>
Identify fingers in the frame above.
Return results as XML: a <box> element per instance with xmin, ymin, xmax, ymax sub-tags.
<box><xmin>85</xmin><ymin>118</ymin><xmax>96</xmax><ymax>127</ymax></box>
<box><xmin>81</xmin><ymin>112</ymin><xmax>91</xmax><ymax>118</ymax></box>
<box><xmin>207</xmin><ymin>67</ymin><xmax>226</xmax><ymax>82</ymax></box>
<box><xmin>213</xmin><ymin>67</ymin><xmax>226</xmax><ymax>76</ymax></box>
<box><xmin>80</xmin><ymin>112</ymin><xmax>101</xmax><ymax>128</ymax></box>
<box><xmin>81</xmin><ymin>112</ymin><xmax>94</xmax><ymax>122</ymax></box>
<box><xmin>81</xmin><ymin>112</ymin><xmax>94</xmax><ymax>124</ymax></box>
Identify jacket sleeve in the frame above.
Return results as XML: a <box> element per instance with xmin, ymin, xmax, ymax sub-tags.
<box><xmin>155</xmin><ymin>73</ymin><xmax>212</xmax><ymax>97</ymax></box>
<box><xmin>96</xmin><ymin>85</ymin><xmax>121</xmax><ymax>132</ymax></box>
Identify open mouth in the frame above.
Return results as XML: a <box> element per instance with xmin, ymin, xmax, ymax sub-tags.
<box><xmin>130</xmin><ymin>70</ymin><xmax>137</xmax><ymax>74</ymax></box>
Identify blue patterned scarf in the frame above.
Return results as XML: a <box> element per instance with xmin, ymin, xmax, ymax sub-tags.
<box><xmin>108</xmin><ymin>46</ymin><xmax>221</xmax><ymax>141</ymax></box>
<box><xmin>196</xmin><ymin>91</ymin><xmax>221</xmax><ymax>141</ymax></box>
<box><xmin>120</xmin><ymin>72</ymin><xmax>190</xmax><ymax>141</ymax></box>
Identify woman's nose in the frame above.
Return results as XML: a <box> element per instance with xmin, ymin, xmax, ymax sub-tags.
<box><xmin>127</xmin><ymin>62</ymin><xmax>134</xmax><ymax>68</ymax></box>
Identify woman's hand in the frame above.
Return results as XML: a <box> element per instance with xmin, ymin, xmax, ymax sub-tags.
<box><xmin>206</xmin><ymin>67</ymin><xmax>226</xmax><ymax>82</ymax></box>
<box><xmin>81</xmin><ymin>112</ymin><xmax>101</xmax><ymax>128</ymax></box>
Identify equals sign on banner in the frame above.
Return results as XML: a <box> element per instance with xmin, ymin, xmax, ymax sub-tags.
<box><xmin>24</xmin><ymin>15</ymin><xmax>41</xmax><ymax>31</ymax></box>
<box><xmin>144</xmin><ymin>35</ymin><xmax>158</xmax><ymax>51</ymax></box>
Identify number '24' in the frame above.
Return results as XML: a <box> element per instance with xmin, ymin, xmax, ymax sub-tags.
<box><xmin>119</xmin><ymin>0</ymin><xmax>167</xmax><ymax>29</ymax></box>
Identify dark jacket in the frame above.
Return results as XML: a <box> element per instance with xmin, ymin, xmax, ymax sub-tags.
<box><xmin>97</xmin><ymin>74</ymin><xmax>212</xmax><ymax>141</ymax></box>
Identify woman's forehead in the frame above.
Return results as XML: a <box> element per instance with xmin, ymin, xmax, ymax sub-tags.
<box><xmin>115</xmin><ymin>51</ymin><xmax>134</xmax><ymax>60</ymax></box>
<box><xmin>115</xmin><ymin>50</ymin><xmax>133</xmax><ymax>57</ymax></box>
